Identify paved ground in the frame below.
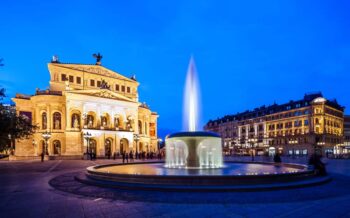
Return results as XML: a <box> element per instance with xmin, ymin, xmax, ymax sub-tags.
<box><xmin>0</xmin><ymin>157</ymin><xmax>350</xmax><ymax>218</ymax></box>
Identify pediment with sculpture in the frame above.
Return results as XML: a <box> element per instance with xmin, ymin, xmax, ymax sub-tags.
<box><xmin>66</xmin><ymin>89</ymin><xmax>135</xmax><ymax>102</ymax></box>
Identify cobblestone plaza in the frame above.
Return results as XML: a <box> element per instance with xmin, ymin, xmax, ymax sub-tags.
<box><xmin>1</xmin><ymin>158</ymin><xmax>350</xmax><ymax>218</ymax></box>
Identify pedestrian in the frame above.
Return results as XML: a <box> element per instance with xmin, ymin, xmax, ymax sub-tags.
<box><xmin>113</xmin><ymin>152</ymin><xmax>116</xmax><ymax>160</ymax></box>
<box><xmin>122</xmin><ymin>152</ymin><xmax>125</xmax><ymax>163</ymax></box>
<box><xmin>130</xmin><ymin>151</ymin><xmax>134</xmax><ymax>162</ymax></box>
<box><xmin>41</xmin><ymin>152</ymin><xmax>44</xmax><ymax>162</ymax></box>
<box><xmin>126</xmin><ymin>153</ymin><xmax>129</xmax><ymax>163</ymax></box>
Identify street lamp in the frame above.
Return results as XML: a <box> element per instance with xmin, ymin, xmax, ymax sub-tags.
<box><xmin>134</xmin><ymin>134</ymin><xmax>140</xmax><ymax>154</ymax></box>
<box><xmin>32</xmin><ymin>139</ymin><xmax>38</xmax><ymax>156</ymax></box>
<box><xmin>8</xmin><ymin>134</ymin><xmax>12</xmax><ymax>155</ymax></box>
<box><xmin>157</xmin><ymin>138</ymin><xmax>162</xmax><ymax>153</ymax></box>
<box><xmin>83</xmin><ymin>132</ymin><xmax>92</xmax><ymax>160</ymax></box>
<box><xmin>41</xmin><ymin>131</ymin><xmax>51</xmax><ymax>161</ymax></box>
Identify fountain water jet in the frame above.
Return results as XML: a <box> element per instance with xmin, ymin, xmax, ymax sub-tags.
<box><xmin>80</xmin><ymin>57</ymin><xmax>322</xmax><ymax>191</ymax></box>
<box><xmin>165</xmin><ymin>57</ymin><xmax>223</xmax><ymax>169</ymax></box>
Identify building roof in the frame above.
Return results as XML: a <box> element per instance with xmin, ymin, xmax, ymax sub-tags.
<box><xmin>48</xmin><ymin>63</ymin><xmax>138</xmax><ymax>84</ymax></box>
<box><xmin>206</xmin><ymin>92</ymin><xmax>344</xmax><ymax>126</ymax></box>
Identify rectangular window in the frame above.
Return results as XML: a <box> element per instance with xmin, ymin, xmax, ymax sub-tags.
<box><xmin>90</xmin><ymin>80</ymin><xmax>95</xmax><ymax>86</ymax></box>
<box><xmin>304</xmin><ymin>120</ymin><xmax>309</xmax><ymax>126</ymax></box>
<box><xmin>97</xmin><ymin>81</ymin><xmax>101</xmax><ymax>87</ymax></box>
<box><xmin>76</xmin><ymin>77</ymin><xmax>81</xmax><ymax>84</ymax></box>
<box><xmin>115</xmin><ymin>84</ymin><xmax>120</xmax><ymax>91</ymax></box>
<box><xmin>121</xmin><ymin>85</ymin><xmax>125</xmax><ymax>92</ymax></box>
<box><xmin>127</xmin><ymin>86</ymin><xmax>131</xmax><ymax>93</ymax></box>
<box><xmin>69</xmin><ymin>75</ymin><xmax>74</xmax><ymax>83</ymax></box>
<box><xmin>61</xmin><ymin>74</ymin><xmax>67</xmax><ymax>81</ymax></box>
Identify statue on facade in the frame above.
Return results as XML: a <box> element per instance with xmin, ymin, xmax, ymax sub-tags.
<box><xmin>73</xmin><ymin>115</ymin><xmax>79</xmax><ymax>128</ymax></box>
<box><xmin>114</xmin><ymin>117</ymin><xmax>119</xmax><ymax>129</ymax></box>
<box><xmin>93</xmin><ymin>53</ymin><xmax>103</xmax><ymax>65</ymax></box>
<box><xmin>54</xmin><ymin>119</ymin><xmax>60</xmax><ymax>129</ymax></box>
<box><xmin>99</xmin><ymin>79</ymin><xmax>110</xmax><ymax>90</ymax></box>
<box><xmin>88</xmin><ymin>116</ymin><xmax>93</xmax><ymax>128</ymax></box>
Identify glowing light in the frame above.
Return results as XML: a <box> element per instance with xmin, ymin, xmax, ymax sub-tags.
<box><xmin>183</xmin><ymin>57</ymin><xmax>200</xmax><ymax>131</ymax></box>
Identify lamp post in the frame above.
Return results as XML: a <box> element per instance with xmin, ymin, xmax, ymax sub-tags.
<box><xmin>157</xmin><ymin>138</ymin><xmax>162</xmax><ymax>151</ymax></box>
<box><xmin>41</xmin><ymin>131</ymin><xmax>51</xmax><ymax>161</ymax></box>
<box><xmin>134</xmin><ymin>134</ymin><xmax>140</xmax><ymax>154</ymax></box>
<box><xmin>83</xmin><ymin>132</ymin><xmax>92</xmax><ymax>160</ymax></box>
<box><xmin>8</xmin><ymin>134</ymin><xmax>12</xmax><ymax>155</ymax></box>
<box><xmin>32</xmin><ymin>139</ymin><xmax>38</xmax><ymax>156</ymax></box>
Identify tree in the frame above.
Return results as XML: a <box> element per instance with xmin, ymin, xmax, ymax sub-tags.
<box><xmin>0</xmin><ymin>89</ymin><xmax>37</xmax><ymax>154</ymax></box>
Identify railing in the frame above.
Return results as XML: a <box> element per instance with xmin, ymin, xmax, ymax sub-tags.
<box><xmin>35</xmin><ymin>90</ymin><xmax>62</xmax><ymax>96</ymax></box>
<box><xmin>82</xmin><ymin>126</ymin><xmax>133</xmax><ymax>132</ymax></box>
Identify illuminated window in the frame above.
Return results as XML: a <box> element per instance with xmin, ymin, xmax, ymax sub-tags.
<box><xmin>53</xmin><ymin>112</ymin><xmax>61</xmax><ymax>129</ymax></box>
<box><xmin>90</xmin><ymin>80</ymin><xmax>95</xmax><ymax>86</ymax></box>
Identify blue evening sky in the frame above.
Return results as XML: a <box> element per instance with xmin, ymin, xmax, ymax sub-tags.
<box><xmin>1</xmin><ymin>0</ymin><xmax>350</xmax><ymax>138</ymax></box>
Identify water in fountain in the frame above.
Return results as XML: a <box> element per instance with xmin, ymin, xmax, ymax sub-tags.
<box><xmin>165</xmin><ymin>57</ymin><xmax>223</xmax><ymax>169</ymax></box>
<box><xmin>183</xmin><ymin>56</ymin><xmax>200</xmax><ymax>132</ymax></box>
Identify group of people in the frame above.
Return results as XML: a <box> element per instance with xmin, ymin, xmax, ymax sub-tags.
<box><xmin>83</xmin><ymin>149</ymin><xmax>164</xmax><ymax>162</ymax></box>
<box><xmin>120</xmin><ymin>150</ymin><xmax>162</xmax><ymax>163</ymax></box>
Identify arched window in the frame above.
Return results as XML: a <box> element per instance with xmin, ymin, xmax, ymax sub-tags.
<box><xmin>138</xmin><ymin>120</ymin><xmax>142</xmax><ymax>134</ymax></box>
<box><xmin>53</xmin><ymin>140</ymin><xmax>61</xmax><ymax>155</ymax></box>
<box><xmin>53</xmin><ymin>112</ymin><xmax>61</xmax><ymax>129</ymax></box>
<box><xmin>71</xmin><ymin>113</ymin><xmax>80</xmax><ymax>128</ymax></box>
<box><xmin>42</xmin><ymin>112</ymin><xmax>47</xmax><ymax>129</ymax></box>
<box><xmin>87</xmin><ymin>115</ymin><xmax>94</xmax><ymax>128</ymax></box>
<box><xmin>101</xmin><ymin>116</ymin><xmax>107</xmax><ymax>127</ymax></box>
<box><xmin>315</xmin><ymin>118</ymin><xmax>319</xmax><ymax>124</ymax></box>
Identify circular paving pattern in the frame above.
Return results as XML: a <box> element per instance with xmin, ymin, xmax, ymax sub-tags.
<box><xmin>49</xmin><ymin>171</ymin><xmax>350</xmax><ymax>204</ymax></box>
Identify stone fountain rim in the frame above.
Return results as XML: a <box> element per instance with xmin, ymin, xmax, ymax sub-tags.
<box><xmin>166</xmin><ymin>131</ymin><xmax>220</xmax><ymax>139</ymax></box>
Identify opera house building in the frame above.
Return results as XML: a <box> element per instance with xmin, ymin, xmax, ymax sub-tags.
<box><xmin>12</xmin><ymin>56</ymin><xmax>158</xmax><ymax>160</ymax></box>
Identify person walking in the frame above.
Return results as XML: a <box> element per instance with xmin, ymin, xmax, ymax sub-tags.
<box><xmin>122</xmin><ymin>151</ymin><xmax>125</xmax><ymax>163</ymax></box>
<box><xmin>126</xmin><ymin>152</ymin><xmax>129</xmax><ymax>163</ymax></box>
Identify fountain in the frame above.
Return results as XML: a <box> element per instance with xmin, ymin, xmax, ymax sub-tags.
<box><xmin>77</xmin><ymin>57</ymin><xmax>328</xmax><ymax>191</ymax></box>
<box><xmin>165</xmin><ymin>57</ymin><xmax>223</xmax><ymax>169</ymax></box>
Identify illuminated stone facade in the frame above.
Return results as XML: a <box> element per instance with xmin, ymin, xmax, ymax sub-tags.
<box><xmin>344</xmin><ymin>115</ymin><xmax>350</xmax><ymax>153</ymax></box>
<box><xmin>12</xmin><ymin>58</ymin><xmax>158</xmax><ymax>159</ymax></box>
<box><xmin>205</xmin><ymin>93</ymin><xmax>345</xmax><ymax>156</ymax></box>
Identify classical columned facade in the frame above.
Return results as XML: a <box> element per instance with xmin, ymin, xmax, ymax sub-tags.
<box><xmin>12</xmin><ymin>57</ymin><xmax>158</xmax><ymax>159</ymax></box>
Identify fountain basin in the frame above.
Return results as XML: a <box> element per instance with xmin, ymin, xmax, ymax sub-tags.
<box><xmin>77</xmin><ymin>161</ymin><xmax>330</xmax><ymax>191</ymax></box>
<box><xmin>165</xmin><ymin>131</ymin><xmax>223</xmax><ymax>168</ymax></box>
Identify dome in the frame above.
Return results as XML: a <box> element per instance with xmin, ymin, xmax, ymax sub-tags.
<box><xmin>312</xmin><ymin>97</ymin><xmax>327</xmax><ymax>103</ymax></box>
